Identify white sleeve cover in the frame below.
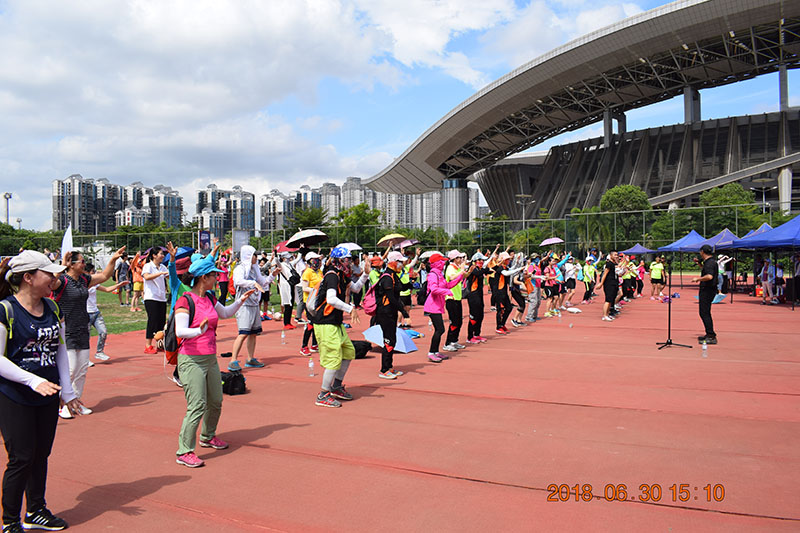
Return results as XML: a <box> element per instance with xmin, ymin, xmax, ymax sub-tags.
<box><xmin>175</xmin><ymin>312</ymin><xmax>206</xmax><ymax>338</ymax></box>
<box><xmin>215</xmin><ymin>299</ymin><xmax>243</xmax><ymax>319</ymax></box>
<box><xmin>326</xmin><ymin>288</ymin><xmax>353</xmax><ymax>313</ymax></box>
<box><xmin>348</xmin><ymin>272</ymin><xmax>369</xmax><ymax>294</ymax></box>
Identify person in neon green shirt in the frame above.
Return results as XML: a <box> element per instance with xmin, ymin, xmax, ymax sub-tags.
<box><xmin>649</xmin><ymin>256</ymin><xmax>666</xmax><ymax>299</ymax></box>
<box><xmin>581</xmin><ymin>258</ymin><xmax>597</xmax><ymax>304</ymax></box>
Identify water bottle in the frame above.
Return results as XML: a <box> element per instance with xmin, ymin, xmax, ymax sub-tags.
<box><xmin>701</xmin><ymin>342</ymin><xmax>707</xmax><ymax>358</ymax></box>
<box><xmin>308</xmin><ymin>357</ymin><xmax>315</xmax><ymax>377</ymax></box>
<box><xmin>281</xmin><ymin>330</ymin><xmax>286</xmax><ymax>345</ymax></box>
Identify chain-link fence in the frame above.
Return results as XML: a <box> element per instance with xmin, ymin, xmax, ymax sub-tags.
<box><xmin>13</xmin><ymin>202</ymin><xmax>792</xmax><ymax>263</ymax></box>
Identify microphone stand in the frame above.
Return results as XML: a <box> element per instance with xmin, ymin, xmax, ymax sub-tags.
<box><xmin>656</xmin><ymin>257</ymin><xmax>692</xmax><ymax>350</ymax></box>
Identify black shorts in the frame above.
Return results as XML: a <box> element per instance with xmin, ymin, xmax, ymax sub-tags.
<box><xmin>557</xmin><ymin>283</ymin><xmax>566</xmax><ymax>295</ymax></box>
<box><xmin>566</xmin><ymin>278</ymin><xmax>576</xmax><ymax>290</ymax></box>
<box><xmin>604</xmin><ymin>284</ymin><xmax>617</xmax><ymax>303</ymax></box>
<box><xmin>400</xmin><ymin>295</ymin><xmax>412</xmax><ymax>307</ymax></box>
<box><xmin>652</xmin><ymin>277</ymin><xmax>664</xmax><ymax>285</ymax></box>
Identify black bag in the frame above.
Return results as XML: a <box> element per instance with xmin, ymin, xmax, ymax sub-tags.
<box><xmin>283</xmin><ymin>265</ymin><xmax>301</xmax><ymax>286</ymax></box>
<box><xmin>221</xmin><ymin>370</ymin><xmax>247</xmax><ymax>395</ymax></box>
<box><xmin>416</xmin><ymin>281</ymin><xmax>428</xmax><ymax>305</ymax></box>
<box><xmin>351</xmin><ymin>340</ymin><xmax>372</xmax><ymax>359</ymax></box>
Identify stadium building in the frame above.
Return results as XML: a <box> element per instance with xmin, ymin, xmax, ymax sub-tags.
<box><xmin>365</xmin><ymin>0</ymin><xmax>800</xmax><ymax>224</ymax></box>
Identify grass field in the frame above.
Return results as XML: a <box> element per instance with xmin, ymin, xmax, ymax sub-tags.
<box><xmin>93</xmin><ymin>282</ymin><xmax>285</xmax><ymax>335</ymax></box>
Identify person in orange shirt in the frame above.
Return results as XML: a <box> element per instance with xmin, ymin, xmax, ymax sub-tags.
<box><xmin>129</xmin><ymin>251</ymin><xmax>145</xmax><ymax>312</ymax></box>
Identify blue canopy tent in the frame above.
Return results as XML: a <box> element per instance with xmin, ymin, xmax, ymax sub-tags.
<box><xmin>621</xmin><ymin>243</ymin><xmax>656</xmax><ymax>255</ymax></box>
<box><xmin>657</xmin><ymin>230</ymin><xmax>705</xmax><ymax>288</ymax></box>
<box><xmin>680</xmin><ymin>228</ymin><xmax>739</xmax><ymax>253</ymax></box>
<box><xmin>737</xmin><ymin>222</ymin><xmax>772</xmax><ymax>242</ymax></box>
<box><xmin>730</xmin><ymin>214</ymin><xmax>800</xmax><ymax>249</ymax></box>
<box><xmin>729</xmin><ymin>215</ymin><xmax>800</xmax><ymax>310</ymax></box>
<box><xmin>657</xmin><ymin>230</ymin><xmax>704</xmax><ymax>252</ymax></box>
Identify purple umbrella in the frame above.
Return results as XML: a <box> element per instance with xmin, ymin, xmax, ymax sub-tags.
<box><xmin>539</xmin><ymin>237</ymin><xmax>564</xmax><ymax>246</ymax></box>
<box><xmin>398</xmin><ymin>239</ymin><xmax>419</xmax><ymax>248</ymax></box>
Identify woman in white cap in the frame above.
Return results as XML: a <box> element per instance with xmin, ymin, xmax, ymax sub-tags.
<box><xmin>50</xmin><ymin>246</ymin><xmax>126</xmax><ymax>418</ymax></box>
<box><xmin>0</xmin><ymin>251</ymin><xmax>80</xmax><ymax>532</ymax></box>
<box><xmin>443</xmin><ymin>250</ymin><xmax>467</xmax><ymax>352</ymax></box>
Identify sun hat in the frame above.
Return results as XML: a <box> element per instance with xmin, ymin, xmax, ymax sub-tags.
<box><xmin>188</xmin><ymin>257</ymin><xmax>223</xmax><ymax>278</ymax></box>
<box><xmin>471</xmin><ymin>252</ymin><xmax>488</xmax><ymax>261</ymax></box>
<box><xmin>447</xmin><ymin>250</ymin><xmax>462</xmax><ymax>260</ymax></box>
<box><xmin>387</xmin><ymin>251</ymin><xmax>407</xmax><ymax>263</ymax></box>
<box><xmin>7</xmin><ymin>250</ymin><xmax>66</xmax><ymax>275</ymax></box>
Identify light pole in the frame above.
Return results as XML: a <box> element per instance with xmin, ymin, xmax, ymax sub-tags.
<box><xmin>3</xmin><ymin>192</ymin><xmax>11</xmax><ymax>225</ymax></box>
<box><xmin>515</xmin><ymin>193</ymin><xmax>534</xmax><ymax>255</ymax></box>
<box><xmin>750</xmin><ymin>186</ymin><xmax>777</xmax><ymax>214</ymax></box>
<box><xmin>16</xmin><ymin>218</ymin><xmax>21</xmax><ymax>230</ymax></box>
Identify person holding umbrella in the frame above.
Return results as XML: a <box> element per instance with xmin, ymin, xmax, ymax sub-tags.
<box><xmin>375</xmin><ymin>251</ymin><xmax>411</xmax><ymax>379</ymax></box>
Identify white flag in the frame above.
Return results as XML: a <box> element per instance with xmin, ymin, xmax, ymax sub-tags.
<box><xmin>61</xmin><ymin>223</ymin><xmax>73</xmax><ymax>255</ymax></box>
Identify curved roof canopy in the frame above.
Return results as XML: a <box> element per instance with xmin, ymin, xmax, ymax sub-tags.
<box><xmin>366</xmin><ymin>0</ymin><xmax>800</xmax><ymax>194</ymax></box>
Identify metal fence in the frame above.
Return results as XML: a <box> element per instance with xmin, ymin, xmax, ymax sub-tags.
<box><xmin>20</xmin><ymin>202</ymin><xmax>791</xmax><ymax>262</ymax></box>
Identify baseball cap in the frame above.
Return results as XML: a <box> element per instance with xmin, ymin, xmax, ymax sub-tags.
<box><xmin>387</xmin><ymin>251</ymin><xmax>407</xmax><ymax>263</ymax></box>
<box><xmin>305</xmin><ymin>251</ymin><xmax>321</xmax><ymax>261</ymax></box>
<box><xmin>428</xmin><ymin>253</ymin><xmax>446</xmax><ymax>264</ymax></box>
<box><xmin>497</xmin><ymin>252</ymin><xmax>511</xmax><ymax>262</ymax></box>
<box><xmin>8</xmin><ymin>250</ymin><xmax>66</xmax><ymax>275</ymax></box>
<box><xmin>471</xmin><ymin>252</ymin><xmax>488</xmax><ymax>261</ymax></box>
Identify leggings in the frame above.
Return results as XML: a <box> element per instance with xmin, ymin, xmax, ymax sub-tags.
<box><xmin>144</xmin><ymin>299</ymin><xmax>167</xmax><ymax>339</ymax></box>
<box><xmin>636</xmin><ymin>279</ymin><xmax>644</xmax><ymax>295</ymax></box>
<box><xmin>583</xmin><ymin>281</ymin><xmax>594</xmax><ymax>301</ymax></box>
<box><xmin>428</xmin><ymin>313</ymin><xmax>445</xmax><ymax>353</ymax></box>
<box><xmin>283</xmin><ymin>304</ymin><xmax>292</xmax><ymax>326</ymax></box>
<box><xmin>445</xmin><ymin>299</ymin><xmax>463</xmax><ymax>345</ymax></box>
<box><xmin>377</xmin><ymin>313</ymin><xmax>397</xmax><ymax>373</ymax></box>
<box><xmin>302</xmin><ymin>322</ymin><xmax>318</xmax><ymax>348</ymax></box>
<box><xmin>466</xmin><ymin>292</ymin><xmax>484</xmax><ymax>338</ymax></box>
<box><xmin>495</xmin><ymin>292</ymin><xmax>512</xmax><ymax>328</ymax></box>
<box><xmin>0</xmin><ymin>393</ymin><xmax>59</xmax><ymax>525</ymax></box>
<box><xmin>218</xmin><ymin>282</ymin><xmax>228</xmax><ymax>305</ymax></box>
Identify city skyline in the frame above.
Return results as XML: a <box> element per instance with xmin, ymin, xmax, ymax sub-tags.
<box><xmin>49</xmin><ymin>174</ymin><xmax>483</xmax><ymax>236</ymax></box>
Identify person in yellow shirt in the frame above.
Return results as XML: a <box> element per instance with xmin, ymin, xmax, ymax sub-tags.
<box><xmin>649</xmin><ymin>256</ymin><xmax>666</xmax><ymax>299</ymax></box>
<box><xmin>299</xmin><ymin>252</ymin><xmax>323</xmax><ymax>356</ymax></box>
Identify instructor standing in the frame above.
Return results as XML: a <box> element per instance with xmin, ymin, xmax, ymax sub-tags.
<box><xmin>692</xmin><ymin>244</ymin><xmax>718</xmax><ymax>344</ymax></box>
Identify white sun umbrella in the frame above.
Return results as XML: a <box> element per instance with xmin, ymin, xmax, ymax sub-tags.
<box><xmin>336</xmin><ymin>242</ymin><xmax>362</xmax><ymax>251</ymax></box>
<box><xmin>420</xmin><ymin>250</ymin><xmax>443</xmax><ymax>260</ymax></box>
<box><xmin>286</xmin><ymin>228</ymin><xmax>328</xmax><ymax>248</ymax></box>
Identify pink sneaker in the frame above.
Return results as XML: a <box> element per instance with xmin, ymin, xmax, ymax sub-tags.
<box><xmin>199</xmin><ymin>436</ymin><xmax>229</xmax><ymax>450</ymax></box>
<box><xmin>477</xmin><ymin>336</ymin><xmax>488</xmax><ymax>343</ymax></box>
<box><xmin>466</xmin><ymin>337</ymin><xmax>481</xmax><ymax>344</ymax></box>
<box><xmin>176</xmin><ymin>452</ymin><xmax>205</xmax><ymax>468</ymax></box>
<box><xmin>428</xmin><ymin>352</ymin><xmax>443</xmax><ymax>363</ymax></box>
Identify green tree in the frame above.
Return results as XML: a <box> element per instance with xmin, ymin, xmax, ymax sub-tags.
<box><xmin>286</xmin><ymin>206</ymin><xmax>329</xmax><ymax>236</ymax></box>
<box><xmin>698</xmin><ymin>183</ymin><xmax>759</xmax><ymax>236</ymax></box>
<box><xmin>599</xmin><ymin>185</ymin><xmax>652</xmax><ymax>247</ymax></box>
<box><xmin>449</xmin><ymin>229</ymin><xmax>476</xmax><ymax>249</ymax></box>
<box><xmin>330</xmin><ymin>203</ymin><xmax>383</xmax><ymax>248</ymax></box>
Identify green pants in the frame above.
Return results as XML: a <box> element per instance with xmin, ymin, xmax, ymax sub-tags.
<box><xmin>176</xmin><ymin>353</ymin><xmax>223</xmax><ymax>455</ymax></box>
<box><xmin>316</xmin><ymin>324</ymin><xmax>355</xmax><ymax>370</ymax></box>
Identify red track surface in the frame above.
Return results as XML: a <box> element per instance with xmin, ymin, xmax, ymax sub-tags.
<box><xmin>22</xmin><ymin>281</ymin><xmax>800</xmax><ymax>531</ymax></box>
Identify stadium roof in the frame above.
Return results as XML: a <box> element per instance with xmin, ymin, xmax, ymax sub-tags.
<box><xmin>365</xmin><ymin>0</ymin><xmax>800</xmax><ymax>194</ymax></box>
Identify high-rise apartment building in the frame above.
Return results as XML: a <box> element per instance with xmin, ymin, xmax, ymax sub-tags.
<box><xmin>260</xmin><ymin>189</ymin><xmax>294</xmax><ymax>232</ymax></box>
<box><xmin>196</xmin><ymin>184</ymin><xmax>255</xmax><ymax>236</ymax></box>
<box><xmin>52</xmin><ymin>175</ymin><xmax>185</xmax><ymax>233</ymax></box>
<box><xmin>319</xmin><ymin>182</ymin><xmax>341</xmax><ymax>221</ymax></box>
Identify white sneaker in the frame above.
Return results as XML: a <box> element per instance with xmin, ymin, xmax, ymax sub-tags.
<box><xmin>95</xmin><ymin>352</ymin><xmax>110</xmax><ymax>361</ymax></box>
<box><xmin>59</xmin><ymin>404</ymin><xmax>73</xmax><ymax>419</ymax></box>
<box><xmin>453</xmin><ymin>343</ymin><xmax>466</xmax><ymax>349</ymax></box>
<box><xmin>87</xmin><ymin>360</ymin><xmax>95</xmax><ymax>367</ymax></box>
<box><xmin>601</xmin><ymin>316</ymin><xmax>614</xmax><ymax>321</ymax></box>
<box><xmin>79</xmin><ymin>405</ymin><xmax>93</xmax><ymax>415</ymax></box>
<box><xmin>441</xmin><ymin>344</ymin><xmax>457</xmax><ymax>352</ymax></box>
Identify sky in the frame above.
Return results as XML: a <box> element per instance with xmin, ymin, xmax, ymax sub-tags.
<box><xmin>0</xmin><ymin>0</ymin><xmax>797</xmax><ymax>231</ymax></box>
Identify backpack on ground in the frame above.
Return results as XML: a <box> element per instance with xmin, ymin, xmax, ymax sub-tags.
<box><xmin>362</xmin><ymin>272</ymin><xmax>392</xmax><ymax>316</ymax></box>
<box><xmin>221</xmin><ymin>370</ymin><xmax>247</xmax><ymax>395</ymax></box>
<box><xmin>164</xmin><ymin>291</ymin><xmax>216</xmax><ymax>365</ymax></box>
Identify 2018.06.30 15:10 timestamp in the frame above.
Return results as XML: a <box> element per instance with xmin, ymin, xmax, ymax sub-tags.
<box><xmin>546</xmin><ymin>484</ymin><xmax>726</xmax><ymax>503</ymax></box>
